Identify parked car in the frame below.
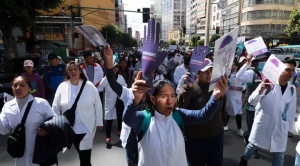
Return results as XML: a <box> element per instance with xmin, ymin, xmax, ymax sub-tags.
<box><xmin>0</xmin><ymin>55</ymin><xmax>65</xmax><ymax>110</ymax></box>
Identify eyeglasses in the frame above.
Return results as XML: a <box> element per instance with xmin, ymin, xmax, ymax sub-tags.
<box><xmin>67</xmin><ymin>68</ymin><xmax>79</xmax><ymax>73</ymax></box>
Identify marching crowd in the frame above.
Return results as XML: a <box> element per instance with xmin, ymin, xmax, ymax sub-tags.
<box><xmin>0</xmin><ymin>45</ymin><xmax>299</xmax><ymax>166</ymax></box>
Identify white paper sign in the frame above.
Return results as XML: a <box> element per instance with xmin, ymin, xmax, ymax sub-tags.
<box><xmin>169</xmin><ymin>45</ymin><xmax>177</xmax><ymax>52</ymax></box>
<box><xmin>75</xmin><ymin>25</ymin><xmax>107</xmax><ymax>47</ymax></box>
<box><xmin>244</xmin><ymin>37</ymin><xmax>268</xmax><ymax>57</ymax></box>
<box><xmin>3</xmin><ymin>92</ymin><xmax>14</xmax><ymax>103</ymax></box>
<box><xmin>262</xmin><ymin>54</ymin><xmax>286</xmax><ymax>85</ymax></box>
<box><xmin>173</xmin><ymin>54</ymin><xmax>183</xmax><ymax>63</ymax></box>
<box><xmin>209</xmin><ymin>26</ymin><xmax>240</xmax><ymax>92</ymax></box>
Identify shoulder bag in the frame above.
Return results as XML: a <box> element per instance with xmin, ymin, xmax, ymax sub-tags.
<box><xmin>7</xmin><ymin>100</ymin><xmax>33</xmax><ymax>158</ymax></box>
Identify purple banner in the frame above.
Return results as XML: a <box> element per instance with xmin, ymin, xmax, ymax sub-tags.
<box><xmin>188</xmin><ymin>46</ymin><xmax>210</xmax><ymax>83</ymax></box>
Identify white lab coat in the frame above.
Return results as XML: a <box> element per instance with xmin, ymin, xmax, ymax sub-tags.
<box><xmin>225</xmin><ymin>72</ymin><xmax>246</xmax><ymax>115</ymax></box>
<box><xmin>176</xmin><ymin>74</ymin><xmax>185</xmax><ymax>94</ymax></box>
<box><xmin>173</xmin><ymin>64</ymin><xmax>188</xmax><ymax>85</ymax></box>
<box><xmin>100</xmin><ymin>75</ymin><xmax>127</xmax><ymax>120</ymax></box>
<box><xmin>0</xmin><ymin>95</ymin><xmax>56</xmax><ymax>166</ymax></box>
<box><xmin>248</xmin><ymin>81</ymin><xmax>296</xmax><ymax>152</ymax></box>
<box><xmin>81</xmin><ymin>63</ymin><xmax>104</xmax><ymax>92</ymax></box>
<box><xmin>52</xmin><ymin>80</ymin><xmax>103</xmax><ymax>150</ymax></box>
<box><xmin>295</xmin><ymin>115</ymin><xmax>300</xmax><ymax>154</ymax></box>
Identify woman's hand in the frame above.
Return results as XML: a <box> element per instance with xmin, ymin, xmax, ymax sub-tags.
<box><xmin>246</xmin><ymin>54</ymin><xmax>254</xmax><ymax>65</ymax></box>
<box><xmin>103</xmin><ymin>45</ymin><xmax>114</xmax><ymax>69</ymax></box>
<box><xmin>213</xmin><ymin>75</ymin><xmax>228</xmax><ymax>100</ymax></box>
<box><xmin>132</xmin><ymin>71</ymin><xmax>150</xmax><ymax>105</ymax></box>
<box><xmin>183</xmin><ymin>72</ymin><xmax>193</xmax><ymax>88</ymax></box>
<box><xmin>37</xmin><ymin>128</ymin><xmax>48</xmax><ymax>137</ymax></box>
<box><xmin>259</xmin><ymin>79</ymin><xmax>271</xmax><ymax>95</ymax></box>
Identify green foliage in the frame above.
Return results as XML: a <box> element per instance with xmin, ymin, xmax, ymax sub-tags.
<box><xmin>197</xmin><ymin>39</ymin><xmax>204</xmax><ymax>46</ymax></box>
<box><xmin>285</xmin><ymin>8</ymin><xmax>300</xmax><ymax>38</ymax></box>
<box><xmin>0</xmin><ymin>0</ymin><xmax>64</xmax><ymax>27</ymax></box>
<box><xmin>167</xmin><ymin>39</ymin><xmax>176</xmax><ymax>46</ymax></box>
<box><xmin>209</xmin><ymin>34</ymin><xmax>221</xmax><ymax>47</ymax></box>
<box><xmin>189</xmin><ymin>35</ymin><xmax>201</xmax><ymax>47</ymax></box>
<box><xmin>102</xmin><ymin>24</ymin><xmax>138</xmax><ymax>48</ymax></box>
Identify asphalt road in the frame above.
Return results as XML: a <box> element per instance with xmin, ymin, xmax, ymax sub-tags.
<box><xmin>0</xmin><ymin>115</ymin><xmax>299</xmax><ymax>166</ymax></box>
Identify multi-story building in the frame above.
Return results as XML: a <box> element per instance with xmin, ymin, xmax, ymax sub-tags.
<box><xmin>128</xmin><ymin>27</ymin><xmax>132</xmax><ymax>37</ymax></box>
<box><xmin>239</xmin><ymin>0</ymin><xmax>298</xmax><ymax>44</ymax></box>
<box><xmin>115</xmin><ymin>3</ymin><xmax>126</xmax><ymax>32</ymax></box>
<box><xmin>135</xmin><ymin>31</ymin><xmax>141</xmax><ymax>42</ymax></box>
<box><xmin>219</xmin><ymin>0</ymin><xmax>240</xmax><ymax>36</ymax></box>
<box><xmin>153</xmin><ymin>0</ymin><xmax>163</xmax><ymax>43</ymax></box>
<box><xmin>161</xmin><ymin>0</ymin><xmax>186</xmax><ymax>43</ymax></box>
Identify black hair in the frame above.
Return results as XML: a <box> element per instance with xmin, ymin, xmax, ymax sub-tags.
<box><xmin>206</xmin><ymin>52</ymin><xmax>214</xmax><ymax>58</ymax></box>
<box><xmin>82</xmin><ymin>51</ymin><xmax>93</xmax><ymax>59</ymax></box>
<box><xmin>12</xmin><ymin>76</ymin><xmax>32</xmax><ymax>89</ymax></box>
<box><xmin>184</xmin><ymin>56</ymin><xmax>191</xmax><ymax>65</ymax></box>
<box><xmin>151</xmin><ymin>79</ymin><xmax>175</xmax><ymax>97</ymax></box>
<box><xmin>283</xmin><ymin>58</ymin><xmax>297</xmax><ymax>67</ymax></box>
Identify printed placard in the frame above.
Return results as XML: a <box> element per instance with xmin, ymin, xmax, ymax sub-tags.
<box><xmin>244</xmin><ymin>37</ymin><xmax>268</xmax><ymax>57</ymax></box>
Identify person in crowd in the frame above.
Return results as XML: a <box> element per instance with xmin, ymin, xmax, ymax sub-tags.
<box><xmin>294</xmin><ymin>113</ymin><xmax>300</xmax><ymax>165</ymax></box>
<box><xmin>21</xmin><ymin>59</ymin><xmax>46</xmax><ymax>99</ymax></box>
<box><xmin>127</xmin><ymin>54</ymin><xmax>137</xmax><ymax>73</ymax></box>
<box><xmin>167</xmin><ymin>51</ymin><xmax>180</xmax><ymax>84</ymax></box>
<box><xmin>44</xmin><ymin>53</ymin><xmax>66</xmax><ymax>94</ymax></box>
<box><xmin>236</xmin><ymin>52</ymin><xmax>270</xmax><ymax>159</ymax></box>
<box><xmin>118</xmin><ymin>58</ymin><xmax>132</xmax><ymax>88</ymax></box>
<box><xmin>134</xmin><ymin>55</ymin><xmax>142</xmax><ymax>72</ymax></box>
<box><xmin>153</xmin><ymin>68</ymin><xmax>164</xmax><ymax>81</ymax></box>
<box><xmin>123</xmin><ymin>70</ymin><xmax>228</xmax><ymax>166</ymax></box>
<box><xmin>81</xmin><ymin>51</ymin><xmax>104</xmax><ymax>102</ymax></box>
<box><xmin>206</xmin><ymin>52</ymin><xmax>214</xmax><ymax>62</ymax></box>
<box><xmin>0</xmin><ymin>76</ymin><xmax>56</xmax><ymax>166</ymax></box>
<box><xmin>224</xmin><ymin>58</ymin><xmax>246</xmax><ymax>136</ymax></box>
<box><xmin>239</xmin><ymin>59</ymin><xmax>297</xmax><ymax>166</ymax></box>
<box><xmin>177</xmin><ymin>59</ymin><xmax>228</xmax><ymax>166</ymax></box>
<box><xmin>100</xmin><ymin>62</ymin><xmax>127</xmax><ymax>143</ymax></box>
<box><xmin>52</xmin><ymin>61</ymin><xmax>103</xmax><ymax>166</ymax></box>
<box><xmin>173</xmin><ymin>56</ymin><xmax>190</xmax><ymax>87</ymax></box>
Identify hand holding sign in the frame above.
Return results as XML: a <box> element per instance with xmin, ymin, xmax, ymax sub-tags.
<box><xmin>188</xmin><ymin>46</ymin><xmax>210</xmax><ymax>83</ymax></box>
<box><xmin>141</xmin><ymin>18</ymin><xmax>168</xmax><ymax>93</ymax></box>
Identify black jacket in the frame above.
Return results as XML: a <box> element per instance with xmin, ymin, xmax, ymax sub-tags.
<box><xmin>33</xmin><ymin>115</ymin><xmax>75</xmax><ymax>165</ymax></box>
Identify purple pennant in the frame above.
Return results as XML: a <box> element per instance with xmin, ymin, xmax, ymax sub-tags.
<box><xmin>141</xmin><ymin>18</ymin><xmax>168</xmax><ymax>93</ymax></box>
<box><xmin>270</xmin><ymin>59</ymin><xmax>279</xmax><ymax>67</ymax></box>
<box><xmin>188</xmin><ymin>46</ymin><xmax>210</xmax><ymax>83</ymax></box>
<box><xmin>220</xmin><ymin>35</ymin><xmax>233</xmax><ymax>50</ymax></box>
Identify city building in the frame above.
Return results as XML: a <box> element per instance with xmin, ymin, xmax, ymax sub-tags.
<box><xmin>161</xmin><ymin>0</ymin><xmax>186</xmax><ymax>44</ymax></box>
<box><xmin>128</xmin><ymin>27</ymin><xmax>132</xmax><ymax>37</ymax></box>
<box><xmin>135</xmin><ymin>31</ymin><xmax>141</xmax><ymax>42</ymax></box>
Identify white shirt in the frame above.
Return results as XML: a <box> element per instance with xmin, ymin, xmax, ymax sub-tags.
<box><xmin>173</xmin><ymin>64</ymin><xmax>188</xmax><ymax>85</ymax></box>
<box><xmin>0</xmin><ymin>95</ymin><xmax>56</xmax><ymax>166</ymax></box>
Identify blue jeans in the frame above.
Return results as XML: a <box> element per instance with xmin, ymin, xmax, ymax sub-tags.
<box><xmin>185</xmin><ymin>130</ymin><xmax>224</xmax><ymax>166</ymax></box>
<box><xmin>126</xmin><ymin>129</ymin><xmax>138</xmax><ymax>165</ymax></box>
<box><xmin>295</xmin><ymin>152</ymin><xmax>300</xmax><ymax>166</ymax></box>
<box><xmin>242</xmin><ymin>142</ymin><xmax>285</xmax><ymax>166</ymax></box>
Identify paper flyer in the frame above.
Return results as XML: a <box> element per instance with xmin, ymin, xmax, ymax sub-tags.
<box><xmin>169</xmin><ymin>45</ymin><xmax>177</xmax><ymax>53</ymax></box>
<box><xmin>173</xmin><ymin>54</ymin><xmax>183</xmax><ymax>63</ymax></box>
<box><xmin>209</xmin><ymin>26</ymin><xmax>239</xmax><ymax>92</ymax></box>
<box><xmin>75</xmin><ymin>25</ymin><xmax>107</xmax><ymax>47</ymax></box>
<box><xmin>4</xmin><ymin>92</ymin><xmax>14</xmax><ymax>103</ymax></box>
<box><xmin>141</xmin><ymin>18</ymin><xmax>168</xmax><ymax>93</ymax></box>
<box><xmin>244</xmin><ymin>37</ymin><xmax>268</xmax><ymax>57</ymax></box>
<box><xmin>262</xmin><ymin>54</ymin><xmax>286</xmax><ymax>85</ymax></box>
<box><xmin>188</xmin><ymin>46</ymin><xmax>210</xmax><ymax>83</ymax></box>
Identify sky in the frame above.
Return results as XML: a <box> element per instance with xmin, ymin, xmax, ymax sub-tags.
<box><xmin>123</xmin><ymin>0</ymin><xmax>154</xmax><ymax>39</ymax></box>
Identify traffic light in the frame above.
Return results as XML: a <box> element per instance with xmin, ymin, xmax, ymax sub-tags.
<box><xmin>216</xmin><ymin>26</ymin><xmax>220</xmax><ymax>34</ymax></box>
<box><xmin>74</xmin><ymin>32</ymin><xmax>79</xmax><ymax>38</ymax></box>
<box><xmin>142</xmin><ymin>8</ymin><xmax>150</xmax><ymax>23</ymax></box>
<box><xmin>182</xmin><ymin>26</ymin><xmax>186</xmax><ymax>34</ymax></box>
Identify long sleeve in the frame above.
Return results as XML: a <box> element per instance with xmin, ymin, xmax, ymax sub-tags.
<box><xmin>106</xmin><ymin>68</ymin><xmax>123</xmax><ymax>97</ymax></box>
<box><xmin>178</xmin><ymin>95</ymin><xmax>221</xmax><ymax>126</ymax></box>
<box><xmin>0</xmin><ymin>105</ymin><xmax>12</xmax><ymax>134</ymax></box>
<box><xmin>236</xmin><ymin>63</ymin><xmax>254</xmax><ymax>84</ymax></box>
<box><xmin>248</xmin><ymin>84</ymin><xmax>266</xmax><ymax>106</ymax></box>
<box><xmin>38</xmin><ymin>76</ymin><xmax>46</xmax><ymax>99</ymax></box>
<box><xmin>288</xmin><ymin>86</ymin><xmax>297</xmax><ymax>131</ymax></box>
<box><xmin>93</xmin><ymin>85</ymin><xmax>103</xmax><ymax>126</ymax></box>
<box><xmin>176</xmin><ymin>75</ymin><xmax>185</xmax><ymax>94</ymax></box>
<box><xmin>123</xmin><ymin>100</ymin><xmax>145</xmax><ymax>132</ymax></box>
<box><xmin>176</xmin><ymin>84</ymin><xmax>197</xmax><ymax>109</ymax></box>
<box><xmin>52</xmin><ymin>84</ymin><xmax>63</xmax><ymax>115</ymax></box>
<box><xmin>295</xmin><ymin>114</ymin><xmax>300</xmax><ymax>134</ymax></box>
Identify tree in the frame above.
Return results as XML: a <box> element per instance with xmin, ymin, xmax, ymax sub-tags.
<box><xmin>209</xmin><ymin>34</ymin><xmax>221</xmax><ymax>47</ymax></box>
<box><xmin>197</xmin><ymin>39</ymin><xmax>204</xmax><ymax>46</ymax></box>
<box><xmin>101</xmin><ymin>24</ymin><xmax>121</xmax><ymax>47</ymax></box>
<box><xmin>167</xmin><ymin>39</ymin><xmax>176</xmax><ymax>46</ymax></box>
<box><xmin>0</xmin><ymin>0</ymin><xmax>64</xmax><ymax>59</ymax></box>
<box><xmin>285</xmin><ymin>8</ymin><xmax>300</xmax><ymax>38</ymax></box>
<box><xmin>189</xmin><ymin>35</ymin><xmax>200</xmax><ymax>47</ymax></box>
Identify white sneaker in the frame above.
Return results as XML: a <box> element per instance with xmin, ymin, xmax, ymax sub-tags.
<box><xmin>237</xmin><ymin>129</ymin><xmax>244</xmax><ymax>137</ymax></box>
<box><xmin>224</xmin><ymin>125</ymin><xmax>228</xmax><ymax>131</ymax></box>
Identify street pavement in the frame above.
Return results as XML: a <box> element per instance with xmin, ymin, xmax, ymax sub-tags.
<box><xmin>0</xmin><ymin>115</ymin><xmax>299</xmax><ymax>166</ymax></box>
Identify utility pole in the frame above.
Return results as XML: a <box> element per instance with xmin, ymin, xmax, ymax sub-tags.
<box><xmin>204</xmin><ymin>0</ymin><xmax>211</xmax><ymax>46</ymax></box>
<box><xmin>69</xmin><ymin>5</ymin><xmax>75</xmax><ymax>53</ymax></box>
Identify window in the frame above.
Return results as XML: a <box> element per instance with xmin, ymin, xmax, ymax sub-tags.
<box><xmin>214</xmin><ymin>6</ymin><xmax>216</xmax><ymax>12</ymax></box>
<box><xmin>285</xmin><ymin>0</ymin><xmax>293</xmax><ymax>5</ymax></box>
<box><xmin>271</xmin><ymin>10</ymin><xmax>277</xmax><ymax>18</ymax></box>
<box><xmin>217</xmin><ymin>13</ymin><xmax>220</xmax><ymax>20</ymax></box>
<box><xmin>277</xmin><ymin>10</ymin><xmax>283</xmax><ymax>19</ymax></box>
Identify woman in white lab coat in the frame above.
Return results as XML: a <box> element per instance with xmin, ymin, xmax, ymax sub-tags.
<box><xmin>239</xmin><ymin>59</ymin><xmax>297</xmax><ymax>166</ymax></box>
<box><xmin>0</xmin><ymin>76</ymin><xmax>56</xmax><ymax>166</ymax></box>
<box><xmin>100</xmin><ymin>62</ymin><xmax>127</xmax><ymax>142</ymax></box>
<box><xmin>225</xmin><ymin>58</ymin><xmax>246</xmax><ymax>136</ymax></box>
